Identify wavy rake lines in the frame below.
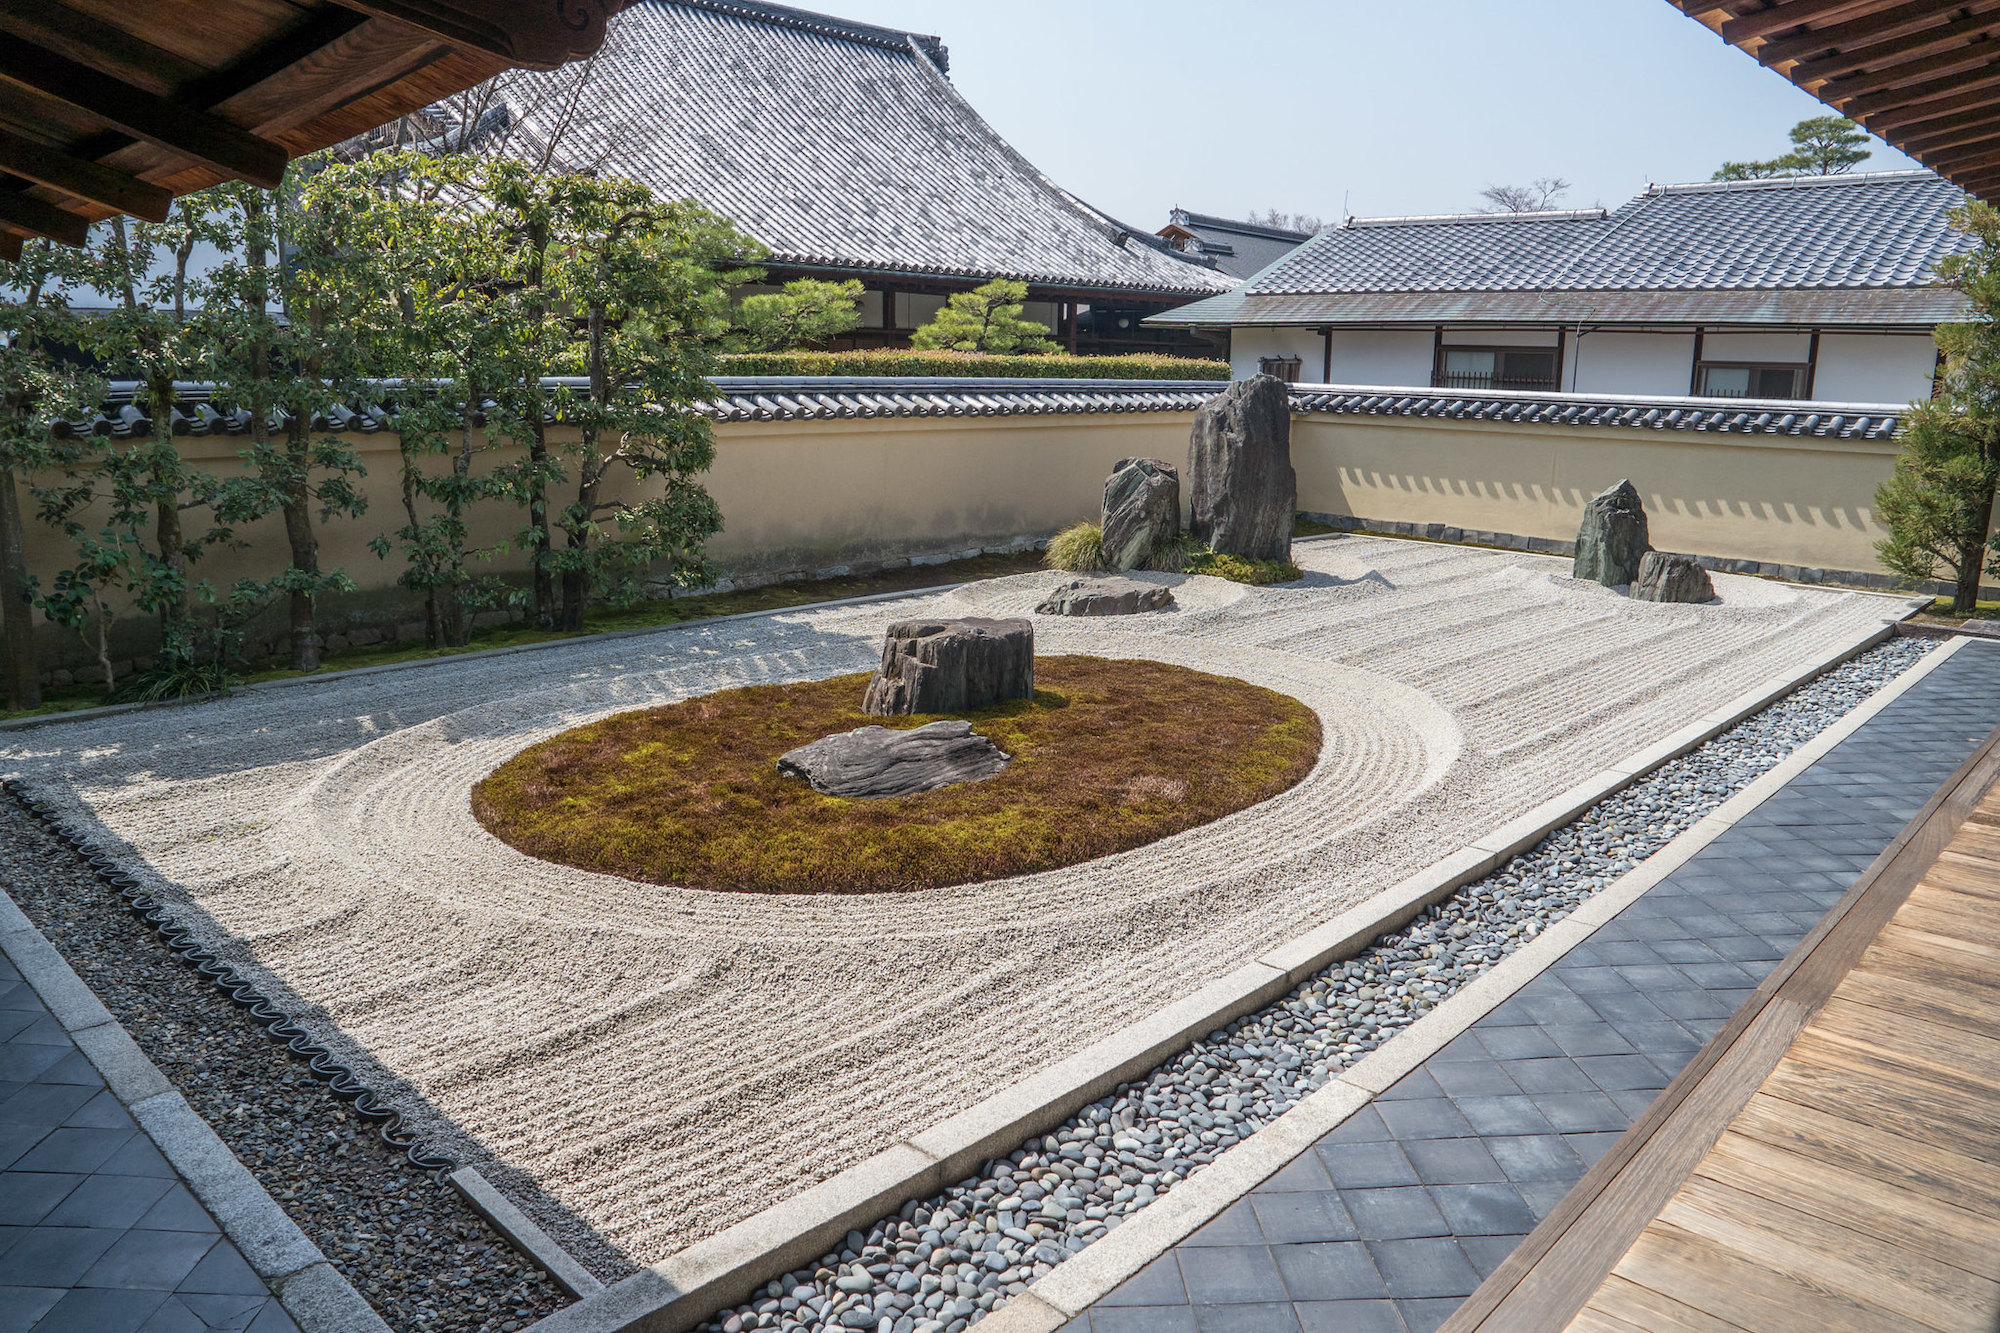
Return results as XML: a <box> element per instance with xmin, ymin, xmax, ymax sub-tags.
<box><xmin>0</xmin><ymin>780</ymin><xmax>459</xmax><ymax>1183</ymax></box>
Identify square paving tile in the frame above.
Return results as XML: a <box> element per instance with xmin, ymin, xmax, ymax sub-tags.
<box><xmin>1427</xmin><ymin>1183</ymin><xmax>1538</xmax><ymax>1236</ymax></box>
<box><xmin>0</xmin><ymin>1285</ymin><xmax>64</xmax><ymax>1333</ymax></box>
<box><xmin>1271</xmin><ymin>1241</ymin><xmax>1385</xmax><ymax>1302</ymax></box>
<box><xmin>1400</xmin><ymin>1137</ymin><xmax>1505</xmax><ymax>1186</ymax></box>
<box><xmin>80</xmin><ymin>1230</ymin><xmax>218</xmax><ymax>1291</ymax></box>
<box><xmin>1317</xmin><ymin>1141</ymin><xmax>1417</xmax><ymax>1191</ymax></box>
<box><xmin>1250</xmin><ymin>1192</ymin><xmax>1356</xmax><ymax>1245</ymax></box>
<box><xmin>1184</xmin><ymin>1201</ymin><xmax>1265</xmax><ymax>1248</ymax></box>
<box><xmin>1364</xmin><ymin>1238</ymin><xmax>1481</xmax><ymax>1300</ymax></box>
<box><xmin>1450</xmin><ymin>1097</ymin><xmax>1554</xmax><ymax>1137</ymax></box>
<box><xmin>1294</xmin><ymin>1300</ymin><xmax>1408</xmax><ymax>1332</ymax></box>
<box><xmin>1341</xmin><ymin>1188</ymin><xmax>1447</xmax><ymax>1241</ymax></box>
<box><xmin>0</xmin><ymin>1225</ymin><xmax>123</xmax><ymax>1287</ymax></box>
<box><xmin>1528</xmin><ymin>1091</ymin><xmax>1626</xmax><ymax>1134</ymax></box>
<box><xmin>1098</xmin><ymin>1254</ymin><xmax>1189</xmax><ymax>1307</ymax></box>
<box><xmin>1089</xmin><ymin>1307</ymin><xmax>1196</xmax><ymax>1333</ymax></box>
<box><xmin>1176</xmin><ymin>1246</ymin><xmax>1286</xmax><ymax>1305</ymax></box>
<box><xmin>10</xmin><ymin>1127</ymin><xmax>136</xmax><ymax>1175</ymax></box>
<box><xmin>1258</xmin><ymin>1154</ymin><xmax>1333</xmax><ymax>1193</ymax></box>
<box><xmin>1372</xmin><ymin>1099</ymin><xmax>1473</xmax><ymax>1142</ymax></box>
<box><xmin>1486</xmin><ymin>1135</ymin><xmax>1586</xmax><ymax>1184</ymax></box>
<box><xmin>23</xmin><ymin>1286</ymin><xmax>169</xmax><ymax>1333</ymax></box>
<box><xmin>1192</xmin><ymin>1301</ymin><xmax>1300</xmax><ymax>1332</ymax></box>
<box><xmin>42</xmin><ymin>1173</ymin><xmax>173</xmax><ymax>1230</ymax></box>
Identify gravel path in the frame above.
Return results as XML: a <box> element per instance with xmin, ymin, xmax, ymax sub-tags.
<box><xmin>698</xmin><ymin>635</ymin><xmax>1939</xmax><ymax>1333</ymax></box>
<box><xmin>0</xmin><ymin>537</ymin><xmax>1915</xmax><ymax>1276</ymax></box>
<box><xmin>0</xmin><ymin>799</ymin><xmax>570</xmax><ymax>1332</ymax></box>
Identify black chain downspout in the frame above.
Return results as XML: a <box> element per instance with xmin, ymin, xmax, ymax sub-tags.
<box><xmin>3</xmin><ymin>778</ymin><xmax>459</xmax><ymax>1183</ymax></box>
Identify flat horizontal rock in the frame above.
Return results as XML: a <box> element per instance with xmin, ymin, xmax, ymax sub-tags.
<box><xmin>1035</xmin><ymin>576</ymin><xmax>1177</xmax><ymax>616</ymax></box>
<box><xmin>777</xmin><ymin>720</ymin><xmax>1011</xmax><ymax>798</ymax></box>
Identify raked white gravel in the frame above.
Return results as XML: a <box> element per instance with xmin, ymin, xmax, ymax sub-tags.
<box><xmin>0</xmin><ymin>536</ymin><xmax>1915</xmax><ymax>1278</ymax></box>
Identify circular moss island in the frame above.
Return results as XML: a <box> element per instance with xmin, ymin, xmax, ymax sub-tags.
<box><xmin>471</xmin><ymin>656</ymin><xmax>1323</xmax><ymax>894</ymax></box>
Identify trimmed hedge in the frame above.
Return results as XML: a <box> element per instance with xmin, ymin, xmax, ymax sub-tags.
<box><xmin>715</xmin><ymin>350</ymin><xmax>1229</xmax><ymax>381</ymax></box>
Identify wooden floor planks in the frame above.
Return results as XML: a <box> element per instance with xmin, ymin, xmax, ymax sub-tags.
<box><xmin>1566</xmin><ymin>779</ymin><xmax>2000</xmax><ymax>1331</ymax></box>
<box><xmin>1444</xmin><ymin>723</ymin><xmax>2000</xmax><ymax>1333</ymax></box>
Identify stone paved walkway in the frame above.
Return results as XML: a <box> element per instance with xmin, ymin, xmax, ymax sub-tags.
<box><xmin>1068</xmin><ymin>638</ymin><xmax>2000</xmax><ymax>1333</ymax></box>
<box><xmin>0</xmin><ymin>954</ymin><xmax>297</xmax><ymax>1333</ymax></box>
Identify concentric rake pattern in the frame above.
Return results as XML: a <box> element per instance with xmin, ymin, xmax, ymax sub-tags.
<box><xmin>1</xmin><ymin>779</ymin><xmax>458</xmax><ymax>1182</ymax></box>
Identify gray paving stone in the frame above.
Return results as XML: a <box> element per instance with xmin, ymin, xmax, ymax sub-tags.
<box><xmin>1176</xmin><ymin>1246</ymin><xmax>1287</xmax><ymax>1304</ymax></box>
<box><xmin>1426</xmin><ymin>1184</ymin><xmax>1537</xmax><ymax>1237</ymax></box>
<box><xmin>1249</xmin><ymin>1192</ymin><xmax>1357</xmax><ymax>1245</ymax></box>
<box><xmin>1317</xmin><ymin>1141</ymin><xmax>1418</xmax><ymax>1191</ymax></box>
<box><xmin>1184</xmin><ymin>1201</ymin><xmax>1264</xmax><ymax>1248</ymax></box>
<box><xmin>1191</xmin><ymin>1300</ymin><xmax>1301</xmax><ymax>1332</ymax></box>
<box><xmin>1270</xmin><ymin>1241</ymin><xmax>1385</xmax><ymax>1302</ymax></box>
<box><xmin>28</xmin><ymin>1286</ymin><xmax>170</xmax><ymax>1333</ymax></box>
<box><xmin>0</xmin><ymin>1285</ymin><xmax>63</xmax><ymax>1333</ymax></box>
<box><xmin>1399</xmin><ymin>1138</ymin><xmax>1505</xmax><ymax>1187</ymax></box>
<box><xmin>1097</xmin><ymin>1254</ymin><xmax>1187</xmax><ymax>1307</ymax></box>
<box><xmin>0</xmin><ymin>1225</ymin><xmax>122</xmax><ymax>1286</ymax></box>
<box><xmin>79</xmin><ymin>1228</ymin><xmax>218</xmax><ymax>1290</ymax></box>
<box><xmin>1341</xmin><ymin>1189</ymin><xmax>1448</xmax><ymax>1241</ymax></box>
<box><xmin>1364</xmin><ymin>1239</ymin><xmax>1481</xmax><ymax>1299</ymax></box>
<box><xmin>1294</xmin><ymin>1300</ymin><xmax>1408</xmax><ymax>1332</ymax></box>
<box><xmin>41</xmin><ymin>1173</ymin><xmax>173</xmax><ymax>1230</ymax></box>
<box><xmin>1090</xmin><ymin>1307</ymin><xmax>1196</xmax><ymax>1333</ymax></box>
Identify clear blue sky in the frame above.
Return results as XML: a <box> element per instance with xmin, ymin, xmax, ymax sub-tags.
<box><xmin>819</xmin><ymin>0</ymin><xmax>1918</xmax><ymax>227</ymax></box>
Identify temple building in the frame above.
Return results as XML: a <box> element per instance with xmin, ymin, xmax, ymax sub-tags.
<box><xmin>485</xmin><ymin>0</ymin><xmax>1234</xmax><ymax>354</ymax></box>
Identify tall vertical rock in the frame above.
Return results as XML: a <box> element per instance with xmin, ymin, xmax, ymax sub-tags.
<box><xmin>1187</xmin><ymin>374</ymin><xmax>1296</xmax><ymax>562</ymax></box>
<box><xmin>1100</xmin><ymin>457</ymin><xmax>1180</xmax><ymax>572</ymax></box>
<box><xmin>1572</xmin><ymin>479</ymin><xmax>1651</xmax><ymax>587</ymax></box>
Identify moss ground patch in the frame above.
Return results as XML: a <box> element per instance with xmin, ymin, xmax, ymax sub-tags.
<box><xmin>471</xmin><ymin>656</ymin><xmax>1322</xmax><ymax>894</ymax></box>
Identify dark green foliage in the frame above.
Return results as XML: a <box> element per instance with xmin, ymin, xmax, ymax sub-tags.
<box><xmin>910</xmin><ymin>279</ymin><xmax>1058</xmax><ymax>354</ymax></box>
<box><xmin>1875</xmin><ymin>201</ymin><xmax>2000</xmax><ymax>614</ymax></box>
<box><xmin>1715</xmin><ymin>115</ymin><xmax>1871</xmax><ymax>181</ymax></box>
<box><xmin>729</xmin><ymin>278</ymin><xmax>863</xmax><ymax>352</ymax></box>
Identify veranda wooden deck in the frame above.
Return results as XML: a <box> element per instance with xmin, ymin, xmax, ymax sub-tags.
<box><xmin>1442</xmin><ymin>721</ymin><xmax>2000</xmax><ymax>1333</ymax></box>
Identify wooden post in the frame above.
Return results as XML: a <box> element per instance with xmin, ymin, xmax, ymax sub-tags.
<box><xmin>1804</xmin><ymin>328</ymin><xmax>1821</xmax><ymax>399</ymax></box>
<box><xmin>1320</xmin><ymin>327</ymin><xmax>1332</xmax><ymax>385</ymax></box>
<box><xmin>1689</xmin><ymin>327</ymin><xmax>1706</xmax><ymax>396</ymax></box>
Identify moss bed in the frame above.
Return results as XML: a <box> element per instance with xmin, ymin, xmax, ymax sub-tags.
<box><xmin>471</xmin><ymin>656</ymin><xmax>1322</xmax><ymax>894</ymax></box>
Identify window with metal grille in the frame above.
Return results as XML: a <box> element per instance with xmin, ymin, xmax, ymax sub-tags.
<box><xmin>1696</xmin><ymin>363</ymin><xmax>1807</xmax><ymax>400</ymax></box>
<box><xmin>1433</xmin><ymin>347</ymin><xmax>1558</xmax><ymax>391</ymax></box>
<box><xmin>1259</xmin><ymin>355</ymin><xmax>1303</xmax><ymax>382</ymax></box>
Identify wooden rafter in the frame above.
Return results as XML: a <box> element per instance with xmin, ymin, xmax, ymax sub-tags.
<box><xmin>1672</xmin><ymin>0</ymin><xmax>2000</xmax><ymax>204</ymax></box>
<box><xmin>0</xmin><ymin>1</ymin><xmax>621</xmax><ymax>250</ymax></box>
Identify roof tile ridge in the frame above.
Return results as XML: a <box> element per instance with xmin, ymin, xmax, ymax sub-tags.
<box><xmin>1647</xmin><ymin>168</ymin><xmax>1944</xmax><ymax>195</ymax></box>
<box><xmin>657</xmin><ymin>0</ymin><xmax>941</xmax><ymax>60</ymax></box>
<box><xmin>1341</xmin><ymin>207</ymin><xmax>1609</xmax><ymax>228</ymax></box>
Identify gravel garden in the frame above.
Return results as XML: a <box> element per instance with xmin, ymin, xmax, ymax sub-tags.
<box><xmin>0</xmin><ymin>531</ymin><xmax>1916</xmax><ymax>1304</ymax></box>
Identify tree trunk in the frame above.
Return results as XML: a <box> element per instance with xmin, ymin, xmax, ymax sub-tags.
<box><xmin>282</xmin><ymin>448</ymin><xmax>321</xmax><ymax>670</ymax></box>
<box><xmin>528</xmin><ymin>416</ymin><xmax>554</xmax><ymax>630</ymax></box>
<box><xmin>0</xmin><ymin>465</ymin><xmax>40</xmax><ymax>709</ymax></box>
<box><xmin>560</xmin><ymin>304</ymin><xmax>608</xmax><ymax>634</ymax></box>
<box><xmin>1956</xmin><ymin>481</ymin><xmax>1996</xmax><ymax>614</ymax></box>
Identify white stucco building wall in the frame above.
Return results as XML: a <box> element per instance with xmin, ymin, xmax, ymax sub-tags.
<box><xmin>1568</xmin><ymin>331</ymin><xmax>1697</xmax><ymax>395</ymax></box>
<box><xmin>1812</xmin><ymin>333</ymin><xmax>1937</xmax><ymax>404</ymax></box>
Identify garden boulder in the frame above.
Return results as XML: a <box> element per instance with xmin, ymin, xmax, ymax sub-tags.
<box><xmin>862</xmin><ymin>617</ymin><xmax>1034</xmax><ymax>715</ymax></box>
<box><xmin>1035</xmin><ymin>575</ymin><xmax>1176</xmax><ymax>616</ymax></box>
<box><xmin>1188</xmin><ymin>374</ymin><xmax>1296</xmax><ymax>562</ymax></box>
<box><xmin>778</xmin><ymin>720</ymin><xmax>1010</xmax><ymax>798</ymax></box>
<box><xmin>1573</xmin><ymin>479</ymin><xmax>1651</xmax><ymax>586</ymax></box>
<box><xmin>1100</xmin><ymin>456</ymin><xmax>1181</xmax><ymax>571</ymax></box>
<box><xmin>1631</xmin><ymin>551</ymin><xmax>1715</xmax><ymax>604</ymax></box>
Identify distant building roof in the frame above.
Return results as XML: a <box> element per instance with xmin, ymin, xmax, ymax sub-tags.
<box><xmin>1152</xmin><ymin>171</ymin><xmax>1974</xmax><ymax>329</ymax></box>
<box><xmin>497</xmin><ymin>0</ymin><xmax>1233</xmax><ymax>299</ymax></box>
<box><xmin>1157</xmin><ymin>210</ymin><xmax>1315</xmax><ymax>280</ymax></box>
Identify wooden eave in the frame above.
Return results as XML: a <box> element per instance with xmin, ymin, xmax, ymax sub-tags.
<box><xmin>1674</xmin><ymin>0</ymin><xmax>2000</xmax><ymax>204</ymax></box>
<box><xmin>0</xmin><ymin>0</ymin><xmax>622</xmax><ymax>260</ymax></box>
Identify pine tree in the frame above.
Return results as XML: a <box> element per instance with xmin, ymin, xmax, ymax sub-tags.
<box><xmin>1875</xmin><ymin>202</ymin><xmax>2000</xmax><ymax>614</ymax></box>
<box><xmin>909</xmin><ymin>279</ymin><xmax>1056</xmax><ymax>354</ymax></box>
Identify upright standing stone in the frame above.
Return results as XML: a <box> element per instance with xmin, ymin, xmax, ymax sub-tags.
<box><xmin>1100</xmin><ymin>457</ymin><xmax>1180</xmax><ymax>572</ymax></box>
<box><xmin>1631</xmin><ymin>551</ymin><xmax>1716</xmax><ymax>604</ymax></box>
<box><xmin>1187</xmin><ymin>374</ymin><xmax>1296</xmax><ymax>563</ymax></box>
<box><xmin>1572</xmin><ymin>479</ymin><xmax>1651</xmax><ymax>587</ymax></box>
<box><xmin>862</xmin><ymin>617</ymin><xmax>1034</xmax><ymax>715</ymax></box>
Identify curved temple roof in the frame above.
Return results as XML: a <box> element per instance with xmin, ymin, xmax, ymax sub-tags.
<box><xmin>493</xmin><ymin>0</ymin><xmax>1234</xmax><ymax>299</ymax></box>
<box><xmin>1155</xmin><ymin>171</ymin><xmax>1975</xmax><ymax>328</ymax></box>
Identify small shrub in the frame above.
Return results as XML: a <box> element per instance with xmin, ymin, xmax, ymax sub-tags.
<box><xmin>1145</xmin><ymin>531</ymin><xmax>1207</xmax><ymax>574</ymax></box>
<box><xmin>1186</xmin><ymin>551</ymin><xmax>1303</xmax><ymax>585</ymax></box>
<box><xmin>1045</xmin><ymin>522</ymin><xmax>1107</xmax><ymax>573</ymax></box>
<box><xmin>107</xmin><ymin>659</ymin><xmax>232</xmax><ymax>704</ymax></box>
<box><xmin>715</xmin><ymin>350</ymin><xmax>1228</xmax><ymax>380</ymax></box>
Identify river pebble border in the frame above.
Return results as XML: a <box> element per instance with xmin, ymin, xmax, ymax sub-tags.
<box><xmin>699</xmin><ymin>634</ymin><xmax>1938</xmax><ymax>1333</ymax></box>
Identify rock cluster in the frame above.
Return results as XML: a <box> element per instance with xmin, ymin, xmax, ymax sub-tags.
<box><xmin>1632</xmin><ymin>551</ymin><xmax>1716</xmax><ymax>604</ymax></box>
<box><xmin>1572</xmin><ymin>479</ymin><xmax>1651</xmax><ymax>586</ymax></box>
<box><xmin>1033</xmin><ymin>577</ymin><xmax>1175</xmax><ymax>617</ymax></box>
<box><xmin>1187</xmin><ymin>374</ymin><xmax>1295</xmax><ymax>563</ymax></box>
<box><xmin>862</xmin><ymin>618</ymin><xmax>1034</xmax><ymax>716</ymax></box>
<box><xmin>1099</xmin><ymin>458</ymin><xmax>1180</xmax><ymax>572</ymax></box>
<box><xmin>777</xmin><ymin>721</ymin><xmax>1011</xmax><ymax>798</ymax></box>
<box><xmin>699</xmin><ymin>636</ymin><xmax>1938</xmax><ymax>1333</ymax></box>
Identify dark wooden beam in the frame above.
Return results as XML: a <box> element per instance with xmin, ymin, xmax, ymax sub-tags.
<box><xmin>0</xmin><ymin>127</ymin><xmax>170</xmax><ymax>222</ymax></box>
<box><xmin>1927</xmin><ymin>142</ymin><xmax>2000</xmax><ymax>174</ymax></box>
<box><xmin>1722</xmin><ymin>0</ymin><xmax>1894</xmax><ymax>45</ymax></box>
<box><xmin>332</xmin><ymin>1</ymin><xmax>618</xmax><ymax>71</ymax></box>
<box><xmin>1792</xmin><ymin>13</ymin><xmax>2000</xmax><ymax>86</ymax></box>
<box><xmin>0</xmin><ymin>38</ymin><xmax>287</xmax><ymax>188</ymax></box>
<box><xmin>1900</xmin><ymin>119</ymin><xmax>2000</xmax><ymax>157</ymax></box>
<box><xmin>0</xmin><ymin>189</ymin><xmax>87</xmax><ymax>246</ymax></box>
<box><xmin>1866</xmin><ymin>95</ymin><xmax>2000</xmax><ymax>138</ymax></box>
<box><xmin>1757</xmin><ymin>0</ymin><xmax>1964</xmax><ymax>67</ymax></box>
<box><xmin>1817</xmin><ymin>42</ymin><xmax>2000</xmax><ymax>101</ymax></box>
<box><xmin>1843</xmin><ymin>60</ymin><xmax>2000</xmax><ymax>119</ymax></box>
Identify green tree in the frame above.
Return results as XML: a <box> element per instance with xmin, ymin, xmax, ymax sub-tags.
<box><xmin>39</xmin><ymin>206</ymin><xmax>256</xmax><ymax>693</ymax></box>
<box><xmin>909</xmin><ymin>279</ymin><xmax>1057</xmax><ymax>354</ymax></box>
<box><xmin>1715</xmin><ymin>116</ymin><xmax>1871</xmax><ymax>181</ymax></box>
<box><xmin>729</xmin><ymin>277</ymin><xmax>862</xmax><ymax>351</ymax></box>
<box><xmin>189</xmin><ymin>178</ymin><xmax>370</xmax><ymax>671</ymax></box>
<box><xmin>1875</xmin><ymin>201</ymin><xmax>2000</xmax><ymax>614</ymax></box>
<box><xmin>552</xmin><ymin>186</ymin><xmax>736</xmax><ymax>629</ymax></box>
<box><xmin>0</xmin><ymin>239</ymin><xmax>102</xmax><ymax>708</ymax></box>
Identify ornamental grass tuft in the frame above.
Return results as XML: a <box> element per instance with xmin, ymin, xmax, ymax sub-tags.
<box><xmin>1044</xmin><ymin>522</ymin><xmax>1107</xmax><ymax>573</ymax></box>
<box><xmin>471</xmin><ymin>657</ymin><xmax>1320</xmax><ymax>894</ymax></box>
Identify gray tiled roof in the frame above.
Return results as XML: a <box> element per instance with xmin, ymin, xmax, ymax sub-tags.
<box><xmin>1161</xmin><ymin>210</ymin><xmax>1315</xmax><ymax>281</ymax></box>
<box><xmin>497</xmin><ymin>0</ymin><xmax>1233</xmax><ymax>298</ymax></box>
<box><xmin>1155</xmin><ymin>172</ymin><xmax>1974</xmax><ymax>328</ymax></box>
<box><xmin>84</xmin><ymin>378</ymin><xmax>1901</xmax><ymax>438</ymax></box>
